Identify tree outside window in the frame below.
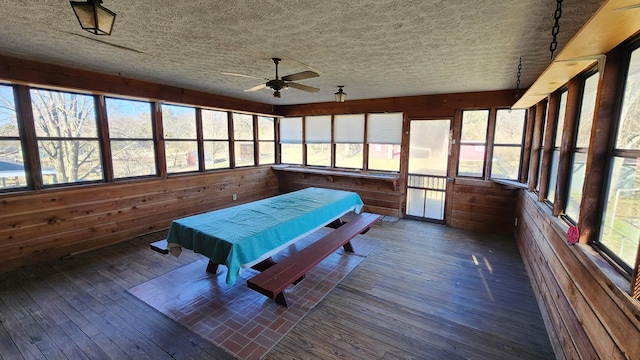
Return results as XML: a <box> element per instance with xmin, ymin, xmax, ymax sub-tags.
<box><xmin>202</xmin><ymin>109</ymin><xmax>230</xmax><ymax>169</ymax></box>
<box><xmin>31</xmin><ymin>88</ymin><xmax>102</xmax><ymax>185</ymax></box>
<box><xmin>163</xmin><ymin>104</ymin><xmax>198</xmax><ymax>174</ymax></box>
<box><xmin>106</xmin><ymin>98</ymin><xmax>157</xmax><ymax>178</ymax></box>
<box><xmin>233</xmin><ymin>113</ymin><xmax>255</xmax><ymax>167</ymax></box>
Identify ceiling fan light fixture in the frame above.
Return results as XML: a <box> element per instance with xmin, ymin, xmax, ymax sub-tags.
<box><xmin>70</xmin><ymin>0</ymin><xmax>116</xmax><ymax>35</ymax></box>
<box><xmin>335</xmin><ymin>86</ymin><xmax>347</xmax><ymax>102</ymax></box>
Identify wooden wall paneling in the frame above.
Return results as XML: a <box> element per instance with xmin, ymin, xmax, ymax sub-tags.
<box><xmin>553</xmin><ymin>78</ymin><xmax>582</xmax><ymax>216</ymax></box>
<box><xmin>528</xmin><ymin>101</ymin><xmax>547</xmax><ymax>191</ymax></box>
<box><xmin>517</xmin><ymin>193</ymin><xmax>596</xmax><ymax>359</ymax></box>
<box><xmin>0</xmin><ymin>167</ymin><xmax>278</xmax><ymax>274</ymax></box>
<box><xmin>519</xmin><ymin>105</ymin><xmax>535</xmax><ymax>183</ymax></box>
<box><xmin>447</xmin><ymin>178</ymin><xmax>518</xmax><ymax>235</ymax></box>
<box><xmin>539</xmin><ymin>94</ymin><xmax>559</xmax><ymax>202</ymax></box>
<box><xmin>518</xmin><ymin>191</ymin><xmax>640</xmax><ymax>360</ymax></box>
<box><xmin>0</xmin><ymin>55</ymin><xmax>274</xmax><ymax>116</ymax></box>
<box><xmin>275</xmin><ymin>171</ymin><xmax>402</xmax><ymax>217</ymax></box>
<box><xmin>579</xmin><ymin>46</ymin><xmax>625</xmax><ymax>244</ymax></box>
<box><xmin>14</xmin><ymin>85</ymin><xmax>42</xmax><ymax>190</ymax></box>
<box><xmin>517</xmin><ymin>212</ymin><xmax>588</xmax><ymax>360</ymax></box>
<box><xmin>275</xmin><ymin>90</ymin><xmax>519</xmax><ymax>119</ymax></box>
<box><xmin>516</xmin><ymin>217</ymin><xmax>573</xmax><ymax>360</ymax></box>
<box><xmin>532</xmin><ymin>218</ymin><xmax>624</xmax><ymax>359</ymax></box>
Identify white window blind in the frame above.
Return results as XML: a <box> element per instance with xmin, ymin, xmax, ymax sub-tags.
<box><xmin>279</xmin><ymin>117</ymin><xmax>302</xmax><ymax>143</ymax></box>
<box><xmin>334</xmin><ymin>114</ymin><xmax>364</xmax><ymax>143</ymax></box>
<box><xmin>305</xmin><ymin>115</ymin><xmax>331</xmax><ymax>143</ymax></box>
<box><xmin>367</xmin><ymin>113</ymin><xmax>403</xmax><ymax>144</ymax></box>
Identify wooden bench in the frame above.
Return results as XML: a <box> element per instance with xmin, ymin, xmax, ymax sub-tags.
<box><xmin>247</xmin><ymin>212</ymin><xmax>380</xmax><ymax>307</ymax></box>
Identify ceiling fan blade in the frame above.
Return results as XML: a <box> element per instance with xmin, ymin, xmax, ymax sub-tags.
<box><xmin>244</xmin><ymin>84</ymin><xmax>267</xmax><ymax>92</ymax></box>
<box><xmin>222</xmin><ymin>72</ymin><xmax>264</xmax><ymax>80</ymax></box>
<box><xmin>288</xmin><ymin>82</ymin><xmax>320</xmax><ymax>93</ymax></box>
<box><xmin>281</xmin><ymin>70</ymin><xmax>319</xmax><ymax>81</ymax></box>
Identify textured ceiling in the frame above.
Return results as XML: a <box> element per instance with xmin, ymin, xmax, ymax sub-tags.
<box><xmin>0</xmin><ymin>0</ymin><xmax>606</xmax><ymax>105</ymax></box>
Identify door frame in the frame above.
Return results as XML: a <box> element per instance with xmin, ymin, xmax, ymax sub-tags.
<box><xmin>404</xmin><ymin>117</ymin><xmax>454</xmax><ymax>223</ymax></box>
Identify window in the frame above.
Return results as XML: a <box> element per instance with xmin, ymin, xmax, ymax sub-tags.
<box><xmin>257</xmin><ymin>116</ymin><xmax>275</xmax><ymax>165</ymax></box>
<box><xmin>598</xmin><ymin>48</ymin><xmax>640</xmax><ymax>273</ymax></box>
<box><xmin>335</xmin><ymin>114</ymin><xmax>364</xmax><ymax>169</ymax></box>
<box><xmin>0</xmin><ymin>84</ymin><xmax>26</xmax><ymax>190</ymax></box>
<box><xmin>31</xmin><ymin>88</ymin><xmax>102</xmax><ymax>185</ymax></box>
<box><xmin>458</xmin><ymin>110</ymin><xmax>489</xmax><ymax>177</ymax></box>
<box><xmin>566</xmin><ymin>73</ymin><xmax>599</xmax><ymax>221</ymax></box>
<box><xmin>546</xmin><ymin>91</ymin><xmax>568</xmax><ymax>204</ymax></box>
<box><xmin>202</xmin><ymin>109</ymin><xmax>230</xmax><ymax>169</ymax></box>
<box><xmin>305</xmin><ymin>115</ymin><xmax>331</xmax><ymax>166</ymax></box>
<box><xmin>367</xmin><ymin>113</ymin><xmax>402</xmax><ymax>172</ymax></box>
<box><xmin>233</xmin><ymin>113</ymin><xmax>254</xmax><ymax>167</ymax></box>
<box><xmin>280</xmin><ymin>117</ymin><xmax>303</xmax><ymax>164</ymax></box>
<box><xmin>106</xmin><ymin>98</ymin><xmax>156</xmax><ymax>178</ymax></box>
<box><xmin>163</xmin><ymin>104</ymin><xmax>198</xmax><ymax>173</ymax></box>
<box><xmin>491</xmin><ymin>109</ymin><xmax>526</xmax><ymax>179</ymax></box>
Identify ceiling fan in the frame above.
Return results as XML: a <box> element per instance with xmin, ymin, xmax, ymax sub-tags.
<box><xmin>224</xmin><ymin>58</ymin><xmax>320</xmax><ymax>98</ymax></box>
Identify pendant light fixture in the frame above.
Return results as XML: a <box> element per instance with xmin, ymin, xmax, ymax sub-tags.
<box><xmin>334</xmin><ymin>86</ymin><xmax>347</xmax><ymax>102</ymax></box>
<box><xmin>70</xmin><ymin>0</ymin><xmax>116</xmax><ymax>35</ymax></box>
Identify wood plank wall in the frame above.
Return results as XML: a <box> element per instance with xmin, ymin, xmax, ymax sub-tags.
<box><xmin>448</xmin><ymin>178</ymin><xmax>518</xmax><ymax>236</ymax></box>
<box><xmin>0</xmin><ymin>167</ymin><xmax>278</xmax><ymax>274</ymax></box>
<box><xmin>275</xmin><ymin>171</ymin><xmax>402</xmax><ymax>217</ymax></box>
<box><xmin>517</xmin><ymin>191</ymin><xmax>640</xmax><ymax>360</ymax></box>
<box><xmin>277</xmin><ymin>90</ymin><xmax>522</xmax><ymax>231</ymax></box>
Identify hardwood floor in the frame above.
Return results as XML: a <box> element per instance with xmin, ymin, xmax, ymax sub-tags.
<box><xmin>0</xmin><ymin>219</ymin><xmax>554</xmax><ymax>360</ymax></box>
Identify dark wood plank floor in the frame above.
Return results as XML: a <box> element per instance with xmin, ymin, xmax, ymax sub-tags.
<box><xmin>0</xmin><ymin>219</ymin><xmax>554</xmax><ymax>360</ymax></box>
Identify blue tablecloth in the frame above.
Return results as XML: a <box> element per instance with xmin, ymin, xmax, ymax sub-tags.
<box><xmin>166</xmin><ymin>187</ymin><xmax>364</xmax><ymax>285</ymax></box>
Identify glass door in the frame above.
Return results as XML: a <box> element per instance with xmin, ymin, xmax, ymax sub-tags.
<box><xmin>406</xmin><ymin>119</ymin><xmax>451</xmax><ymax>221</ymax></box>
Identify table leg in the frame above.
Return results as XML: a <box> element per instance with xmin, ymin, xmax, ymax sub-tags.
<box><xmin>251</xmin><ymin>257</ymin><xmax>277</xmax><ymax>272</ymax></box>
<box><xmin>206</xmin><ymin>260</ymin><xmax>219</xmax><ymax>274</ymax></box>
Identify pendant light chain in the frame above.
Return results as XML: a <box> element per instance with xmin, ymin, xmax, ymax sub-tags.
<box><xmin>549</xmin><ymin>0</ymin><xmax>563</xmax><ymax>59</ymax></box>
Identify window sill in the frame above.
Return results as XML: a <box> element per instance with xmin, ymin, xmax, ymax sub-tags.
<box><xmin>491</xmin><ymin>178</ymin><xmax>528</xmax><ymax>189</ymax></box>
<box><xmin>272</xmin><ymin>165</ymin><xmax>400</xmax><ymax>191</ymax></box>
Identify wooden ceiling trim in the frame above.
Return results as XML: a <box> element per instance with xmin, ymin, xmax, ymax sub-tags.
<box><xmin>513</xmin><ymin>0</ymin><xmax>640</xmax><ymax>109</ymax></box>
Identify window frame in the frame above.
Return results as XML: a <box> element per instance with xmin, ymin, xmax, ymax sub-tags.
<box><xmin>105</xmin><ymin>96</ymin><xmax>158</xmax><ymax>180</ymax></box>
<box><xmin>457</xmin><ymin>109</ymin><xmax>490</xmax><ymax>178</ymax></box>
<box><xmin>0</xmin><ymin>83</ymin><xmax>28</xmax><ymax>191</ymax></box>
<box><xmin>489</xmin><ymin>108</ymin><xmax>527</xmax><ymax>180</ymax></box>
<box><xmin>30</xmin><ymin>87</ymin><xmax>105</xmax><ymax>187</ymax></box>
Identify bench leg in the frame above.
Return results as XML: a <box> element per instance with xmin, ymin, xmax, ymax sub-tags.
<box><xmin>343</xmin><ymin>240</ymin><xmax>354</xmax><ymax>253</ymax></box>
<box><xmin>206</xmin><ymin>260</ymin><xmax>219</xmax><ymax>274</ymax></box>
<box><xmin>274</xmin><ymin>292</ymin><xmax>289</xmax><ymax>307</ymax></box>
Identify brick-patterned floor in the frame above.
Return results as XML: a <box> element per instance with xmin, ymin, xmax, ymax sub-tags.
<box><xmin>129</xmin><ymin>229</ymin><xmax>378</xmax><ymax>360</ymax></box>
